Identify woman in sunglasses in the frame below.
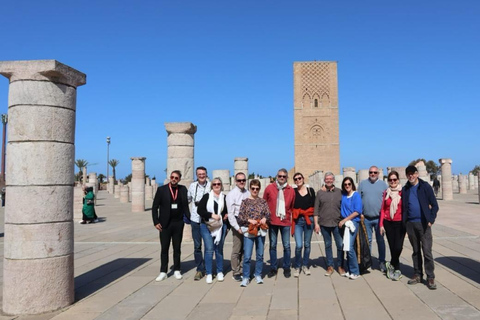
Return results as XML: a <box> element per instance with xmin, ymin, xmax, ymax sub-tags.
<box><xmin>237</xmin><ymin>179</ymin><xmax>271</xmax><ymax>287</ymax></box>
<box><xmin>291</xmin><ymin>173</ymin><xmax>316</xmax><ymax>277</ymax></box>
<box><xmin>339</xmin><ymin>177</ymin><xmax>363</xmax><ymax>280</ymax></box>
<box><xmin>197</xmin><ymin>177</ymin><xmax>229</xmax><ymax>284</ymax></box>
<box><xmin>379</xmin><ymin>171</ymin><xmax>405</xmax><ymax>281</ymax></box>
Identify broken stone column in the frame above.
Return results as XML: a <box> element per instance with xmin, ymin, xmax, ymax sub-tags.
<box><xmin>343</xmin><ymin>167</ymin><xmax>356</xmax><ymax>186</ymax></box>
<box><xmin>334</xmin><ymin>174</ymin><xmax>344</xmax><ymax>189</ymax></box>
<box><xmin>212</xmin><ymin>169</ymin><xmax>231</xmax><ymax>192</ymax></box>
<box><xmin>468</xmin><ymin>173</ymin><xmax>475</xmax><ymax>190</ymax></box>
<box><xmin>108</xmin><ymin>176</ymin><xmax>114</xmax><ymax>194</ymax></box>
<box><xmin>128</xmin><ymin>181</ymin><xmax>132</xmax><ymax>202</ymax></box>
<box><xmin>0</xmin><ymin>60</ymin><xmax>85</xmax><ymax>314</ymax></box>
<box><xmin>82</xmin><ymin>167</ymin><xmax>87</xmax><ymax>186</ymax></box>
<box><xmin>131</xmin><ymin>157</ymin><xmax>146</xmax><ymax>212</ymax></box>
<box><xmin>120</xmin><ymin>185</ymin><xmax>129</xmax><ymax>203</ymax></box>
<box><xmin>165</xmin><ymin>122</ymin><xmax>196</xmax><ymax>187</ymax></box>
<box><xmin>73</xmin><ymin>186</ymin><xmax>84</xmax><ymax>220</ymax></box>
<box><xmin>308</xmin><ymin>171</ymin><xmax>324</xmax><ymax>191</ymax></box>
<box><xmin>389</xmin><ymin>167</ymin><xmax>407</xmax><ymax>186</ymax></box>
<box><xmin>452</xmin><ymin>175</ymin><xmax>459</xmax><ymax>193</ymax></box>
<box><xmin>87</xmin><ymin>172</ymin><xmax>98</xmax><ymax>196</ymax></box>
<box><xmin>114</xmin><ymin>182</ymin><xmax>121</xmax><ymax>199</ymax></box>
<box><xmin>357</xmin><ymin>169</ymin><xmax>369</xmax><ymax>183</ymax></box>
<box><xmin>234</xmin><ymin>157</ymin><xmax>249</xmax><ymax>180</ymax></box>
<box><xmin>459</xmin><ymin>174</ymin><xmax>468</xmax><ymax>194</ymax></box>
<box><xmin>415</xmin><ymin>161</ymin><xmax>429</xmax><ymax>182</ymax></box>
<box><xmin>145</xmin><ymin>177</ymin><xmax>153</xmax><ymax>201</ymax></box>
<box><xmin>475</xmin><ymin>175</ymin><xmax>479</xmax><ymax>191</ymax></box>
<box><xmin>439</xmin><ymin>158</ymin><xmax>453</xmax><ymax>200</ymax></box>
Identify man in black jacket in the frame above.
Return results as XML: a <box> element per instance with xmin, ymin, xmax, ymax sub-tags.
<box><xmin>402</xmin><ymin>166</ymin><xmax>439</xmax><ymax>289</ymax></box>
<box><xmin>152</xmin><ymin>170</ymin><xmax>190</xmax><ymax>281</ymax></box>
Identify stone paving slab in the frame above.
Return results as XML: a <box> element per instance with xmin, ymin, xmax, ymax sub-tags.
<box><xmin>0</xmin><ymin>190</ymin><xmax>479</xmax><ymax>319</ymax></box>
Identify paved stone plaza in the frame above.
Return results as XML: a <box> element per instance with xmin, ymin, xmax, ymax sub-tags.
<box><xmin>0</xmin><ymin>190</ymin><xmax>479</xmax><ymax>320</ymax></box>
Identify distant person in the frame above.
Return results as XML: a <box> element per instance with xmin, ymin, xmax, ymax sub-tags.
<box><xmin>379</xmin><ymin>171</ymin><xmax>406</xmax><ymax>281</ymax></box>
<box><xmin>187</xmin><ymin>166</ymin><xmax>210</xmax><ymax>281</ymax></box>
<box><xmin>226</xmin><ymin>172</ymin><xmax>250</xmax><ymax>282</ymax></box>
<box><xmin>402</xmin><ymin>166</ymin><xmax>439</xmax><ymax>290</ymax></box>
<box><xmin>81</xmin><ymin>186</ymin><xmax>97</xmax><ymax>224</ymax></box>
<box><xmin>263</xmin><ymin>168</ymin><xmax>295</xmax><ymax>278</ymax></box>
<box><xmin>197</xmin><ymin>177</ymin><xmax>229</xmax><ymax>284</ymax></box>
<box><xmin>339</xmin><ymin>177</ymin><xmax>362</xmax><ymax>280</ymax></box>
<box><xmin>358</xmin><ymin>166</ymin><xmax>388</xmax><ymax>272</ymax></box>
<box><xmin>291</xmin><ymin>172</ymin><xmax>315</xmax><ymax>277</ymax></box>
<box><xmin>237</xmin><ymin>179</ymin><xmax>270</xmax><ymax>287</ymax></box>
<box><xmin>152</xmin><ymin>170</ymin><xmax>190</xmax><ymax>281</ymax></box>
<box><xmin>314</xmin><ymin>172</ymin><xmax>344</xmax><ymax>276</ymax></box>
<box><xmin>432</xmin><ymin>177</ymin><xmax>440</xmax><ymax>197</ymax></box>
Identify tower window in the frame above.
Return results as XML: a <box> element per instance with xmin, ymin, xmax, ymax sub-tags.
<box><xmin>314</xmin><ymin>99</ymin><xmax>318</xmax><ymax>108</ymax></box>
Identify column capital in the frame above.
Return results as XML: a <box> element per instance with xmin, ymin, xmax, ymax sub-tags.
<box><xmin>234</xmin><ymin>157</ymin><xmax>249</xmax><ymax>161</ymax></box>
<box><xmin>439</xmin><ymin>158</ymin><xmax>452</xmax><ymax>164</ymax></box>
<box><xmin>165</xmin><ymin>122</ymin><xmax>197</xmax><ymax>134</ymax></box>
<box><xmin>0</xmin><ymin>60</ymin><xmax>86</xmax><ymax>87</ymax></box>
<box><xmin>130</xmin><ymin>157</ymin><xmax>146</xmax><ymax>161</ymax></box>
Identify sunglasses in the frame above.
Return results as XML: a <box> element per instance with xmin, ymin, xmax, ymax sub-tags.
<box><xmin>277</xmin><ymin>175</ymin><xmax>287</xmax><ymax>178</ymax></box>
<box><xmin>170</xmin><ymin>176</ymin><xmax>179</xmax><ymax>180</ymax></box>
<box><xmin>212</xmin><ymin>183</ymin><xmax>222</xmax><ymax>187</ymax></box>
<box><xmin>250</xmin><ymin>187</ymin><xmax>260</xmax><ymax>191</ymax></box>
<box><xmin>343</xmin><ymin>183</ymin><xmax>352</xmax><ymax>186</ymax></box>
<box><xmin>294</xmin><ymin>177</ymin><xmax>303</xmax><ymax>181</ymax></box>
<box><xmin>236</xmin><ymin>179</ymin><xmax>246</xmax><ymax>183</ymax></box>
<box><xmin>388</xmin><ymin>178</ymin><xmax>398</xmax><ymax>182</ymax></box>
<box><xmin>369</xmin><ymin>171</ymin><xmax>378</xmax><ymax>174</ymax></box>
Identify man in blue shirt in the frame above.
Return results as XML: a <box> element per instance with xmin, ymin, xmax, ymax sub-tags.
<box><xmin>358</xmin><ymin>166</ymin><xmax>388</xmax><ymax>272</ymax></box>
<box><xmin>402</xmin><ymin>166</ymin><xmax>439</xmax><ymax>290</ymax></box>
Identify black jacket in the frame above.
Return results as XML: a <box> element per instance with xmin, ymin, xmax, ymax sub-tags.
<box><xmin>197</xmin><ymin>193</ymin><xmax>228</xmax><ymax>221</ymax></box>
<box><xmin>152</xmin><ymin>184</ymin><xmax>190</xmax><ymax>228</ymax></box>
<box><xmin>402</xmin><ymin>178</ymin><xmax>439</xmax><ymax>226</ymax></box>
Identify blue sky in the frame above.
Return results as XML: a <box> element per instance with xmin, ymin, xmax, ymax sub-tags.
<box><xmin>1</xmin><ymin>1</ymin><xmax>479</xmax><ymax>181</ymax></box>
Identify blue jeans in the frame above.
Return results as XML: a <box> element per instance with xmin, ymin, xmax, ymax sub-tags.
<box><xmin>269</xmin><ymin>225</ymin><xmax>291</xmax><ymax>270</ymax></box>
<box><xmin>200</xmin><ymin>223</ymin><xmax>227</xmax><ymax>275</ymax></box>
<box><xmin>191</xmin><ymin>222</ymin><xmax>205</xmax><ymax>272</ymax></box>
<box><xmin>320</xmin><ymin>225</ymin><xmax>344</xmax><ymax>268</ymax></box>
<box><xmin>293</xmin><ymin>216</ymin><xmax>314</xmax><ymax>269</ymax></box>
<box><xmin>344</xmin><ymin>221</ymin><xmax>360</xmax><ymax>275</ymax></box>
<box><xmin>243</xmin><ymin>235</ymin><xmax>265</xmax><ymax>278</ymax></box>
<box><xmin>364</xmin><ymin>217</ymin><xmax>386</xmax><ymax>263</ymax></box>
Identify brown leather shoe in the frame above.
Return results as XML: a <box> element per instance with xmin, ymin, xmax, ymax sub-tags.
<box><xmin>325</xmin><ymin>266</ymin><xmax>334</xmax><ymax>276</ymax></box>
<box><xmin>427</xmin><ymin>278</ymin><xmax>437</xmax><ymax>290</ymax></box>
<box><xmin>407</xmin><ymin>275</ymin><xmax>422</xmax><ymax>285</ymax></box>
<box><xmin>337</xmin><ymin>267</ymin><xmax>346</xmax><ymax>276</ymax></box>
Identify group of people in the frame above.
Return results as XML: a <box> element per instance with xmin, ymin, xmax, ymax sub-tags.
<box><xmin>152</xmin><ymin>164</ymin><xmax>439</xmax><ymax>290</ymax></box>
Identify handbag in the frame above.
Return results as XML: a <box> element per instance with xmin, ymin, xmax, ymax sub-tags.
<box><xmin>205</xmin><ymin>219</ymin><xmax>222</xmax><ymax>232</ymax></box>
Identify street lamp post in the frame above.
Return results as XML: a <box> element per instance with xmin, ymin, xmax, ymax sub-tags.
<box><xmin>1</xmin><ymin>114</ymin><xmax>8</xmax><ymax>186</ymax></box>
<box><xmin>106</xmin><ymin>136</ymin><xmax>111</xmax><ymax>182</ymax></box>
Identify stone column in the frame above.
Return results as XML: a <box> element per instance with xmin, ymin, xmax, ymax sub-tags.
<box><xmin>151</xmin><ymin>178</ymin><xmax>157</xmax><ymax>198</ymax></box>
<box><xmin>131</xmin><ymin>157</ymin><xmax>146</xmax><ymax>212</ymax></box>
<box><xmin>120</xmin><ymin>185</ymin><xmax>129</xmax><ymax>203</ymax></box>
<box><xmin>0</xmin><ymin>60</ymin><xmax>85</xmax><ymax>314</ymax></box>
<box><xmin>357</xmin><ymin>169</ymin><xmax>369</xmax><ymax>183</ymax></box>
<box><xmin>212</xmin><ymin>169</ymin><xmax>231</xmax><ymax>192</ymax></box>
<box><xmin>114</xmin><ymin>182</ymin><xmax>121</xmax><ymax>199</ymax></box>
<box><xmin>475</xmin><ymin>175</ymin><xmax>479</xmax><ymax>191</ymax></box>
<box><xmin>468</xmin><ymin>173</ymin><xmax>475</xmax><ymax>190</ymax></box>
<box><xmin>439</xmin><ymin>158</ymin><xmax>453</xmax><ymax>200</ymax></box>
<box><xmin>82</xmin><ymin>167</ymin><xmax>87</xmax><ymax>186</ymax></box>
<box><xmin>234</xmin><ymin>157</ymin><xmax>249</xmax><ymax>179</ymax></box>
<box><xmin>73</xmin><ymin>186</ymin><xmax>84</xmax><ymax>220</ymax></box>
<box><xmin>343</xmin><ymin>167</ymin><xmax>356</xmax><ymax>186</ymax></box>
<box><xmin>452</xmin><ymin>175</ymin><xmax>459</xmax><ymax>193</ymax></box>
<box><xmin>459</xmin><ymin>174</ymin><xmax>468</xmax><ymax>194</ymax></box>
<box><xmin>108</xmin><ymin>176</ymin><xmax>115</xmax><ymax>194</ymax></box>
<box><xmin>415</xmin><ymin>161</ymin><xmax>429</xmax><ymax>182</ymax></box>
<box><xmin>308</xmin><ymin>171</ymin><xmax>324</xmax><ymax>191</ymax></box>
<box><xmin>165</xmin><ymin>122</ymin><xmax>196</xmax><ymax>187</ymax></box>
<box><xmin>128</xmin><ymin>181</ymin><xmax>132</xmax><ymax>202</ymax></box>
<box><xmin>334</xmin><ymin>174</ymin><xmax>344</xmax><ymax>189</ymax></box>
<box><xmin>390</xmin><ymin>167</ymin><xmax>407</xmax><ymax>186</ymax></box>
<box><xmin>145</xmin><ymin>177</ymin><xmax>153</xmax><ymax>201</ymax></box>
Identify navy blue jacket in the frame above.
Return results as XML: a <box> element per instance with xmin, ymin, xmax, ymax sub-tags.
<box><xmin>402</xmin><ymin>178</ymin><xmax>439</xmax><ymax>226</ymax></box>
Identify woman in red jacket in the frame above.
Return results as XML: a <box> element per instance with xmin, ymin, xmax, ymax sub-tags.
<box><xmin>380</xmin><ymin>171</ymin><xmax>405</xmax><ymax>281</ymax></box>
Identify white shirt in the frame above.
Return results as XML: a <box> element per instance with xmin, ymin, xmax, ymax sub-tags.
<box><xmin>226</xmin><ymin>186</ymin><xmax>250</xmax><ymax>231</ymax></box>
<box><xmin>187</xmin><ymin>180</ymin><xmax>211</xmax><ymax>223</ymax></box>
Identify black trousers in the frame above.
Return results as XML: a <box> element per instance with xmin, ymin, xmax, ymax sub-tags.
<box><xmin>160</xmin><ymin>219</ymin><xmax>184</xmax><ymax>273</ymax></box>
<box><xmin>383</xmin><ymin>220</ymin><xmax>406</xmax><ymax>270</ymax></box>
<box><xmin>406</xmin><ymin>221</ymin><xmax>435</xmax><ymax>279</ymax></box>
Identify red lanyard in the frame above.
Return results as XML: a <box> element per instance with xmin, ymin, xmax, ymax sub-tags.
<box><xmin>169</xmin><ymin>183</ymin><xmax>178</xmax><ymax>202</ymax></box>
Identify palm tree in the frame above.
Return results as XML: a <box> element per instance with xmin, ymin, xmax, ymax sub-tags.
<box><xmin>109</xmin><ymin>159</ymin><xmax>119</xmax><ymax>182</ymax></box>
<box><xmin>75</xmin><ymin>159</ymin><xmax>89</xmax><ymax>182</ymax></box>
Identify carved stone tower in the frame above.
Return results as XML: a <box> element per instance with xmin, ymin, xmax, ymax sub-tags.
<box><xmin>293</xmin><ymin>61</ymin><xmax>340</xmax><ymax>179</ymax></box>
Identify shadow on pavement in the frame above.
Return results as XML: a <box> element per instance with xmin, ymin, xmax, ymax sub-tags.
<box><xmin>74</xmin><ymin>258</ymin><xmax>151</xmax><ymax>301</ymax></box>
<box><xmin>435</xmin><ymin>256</ymin><xmax>480</xmax><ymax>284</ymax></box>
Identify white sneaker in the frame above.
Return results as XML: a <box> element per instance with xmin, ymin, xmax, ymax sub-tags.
<box><xmin>206</xmin><ymin>274</ymin><xmax>213</xmax><ymax>284</ymax></box>
<box><xmin>217</xmin><ymin>272</ymin><xmax>224</xmax><ymax>282</ymax></box>
<box><xmin>343</xmin><ymin>272</ymin><xmax>350</xmax><ymax>278</ymax></box>
<box><xmin>174</xmin><ymin>270</ymin><xmax>182</xmax><ymax>280</ymax></box>
<box><xmin>155</xmin><ymin>272</ymin><xmax>167</xmax><ymax>281</ymax></box>
<box><xmin>349</xmin><ymin>274</ymin><xmax>361</xmax><ymax>280</ymax></box>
